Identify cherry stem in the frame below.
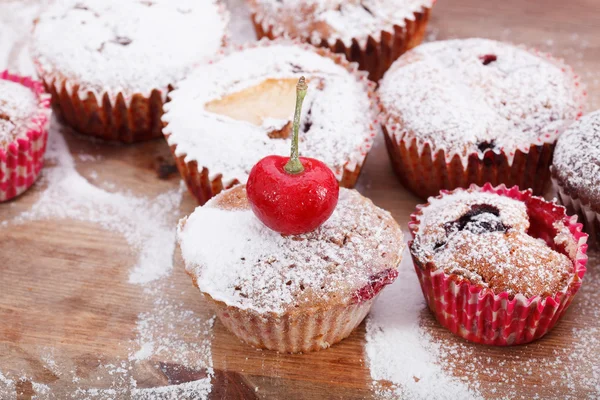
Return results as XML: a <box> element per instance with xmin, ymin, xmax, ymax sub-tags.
<box><xmin>284</xmin><ymin>77</ymin><xmax>308</xmax><ymax>175</ymax></box>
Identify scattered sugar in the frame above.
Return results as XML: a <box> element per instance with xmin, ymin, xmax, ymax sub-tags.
<box><xmin>250</xmin><ymin>0</ymin><xmax>434</xmax><ymax>46</ymax></box>
<box><xmin>379</xmin><ymin>38</ymin><xmax>585</xmax><ymax>165</ymax></box>
<box><xmin>6</xmin><ymin>122</ymin><xmax>184</xmax><ymax>284</ymax></box>
<box><xmin>225</xmin><ymin>0</ymin><xmax>255</xmax><ymax>45</ymax></box>
<box><xmin>366</xmin><ymin>249</ymin><xmax>483</xmax><ymax>400</ymax></box>
<box><xmin>32</xmin><ymin>0</ymin><xmax>228</xmax><ymax>101</ymax></box>
<box><xmin>164</xmin><ymin>41</ymin><xmax>376</xmax><ymax>186</ymax></box>
<box><xmin>179</xmin><ymin>187</ymin><xmax>403</xmax><ymax>313</ymax></box>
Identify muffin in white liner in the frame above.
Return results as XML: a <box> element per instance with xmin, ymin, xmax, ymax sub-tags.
<box><xmin>177</xmin><ymin>186</ymin><xmax>404</xmax><ymax>353</ymax></box>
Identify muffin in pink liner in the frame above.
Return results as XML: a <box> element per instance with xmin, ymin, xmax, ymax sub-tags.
<box><xmin>408</xmin><ymin>183</ymin><xmax>588</xmax><ymax>345</ymax></box>
<box><xmin>552</xmin><ymin>110</ymin><xmax>600</xmax><ymax>248</ymax></box>
<box><xmin>163</xmin><ymin>39</ymin><xmax>378</xmax><ymax>205</ymax></box>
<box><xmin>31</xmin><ymin>0</ymin><xmax>228</xmax><ymax>143</ymax></box>
<box><xmin>177</xmin><ymin>185</ymin><xmax>403</xmax><ymax>353</ymax></box>
<box><xmin>247</xmin><ymin>0</ymin><xmax>435</xmax><ymax>81</ymax></box>
<box><xmin>0</xmin><ymin>71</ymin><xmax>50</xmax><ymax>202</ymax></box>
<box><xmin>378</xmin><ymin>38</ymin><xmax>586</xmax><ymax>199</ymax></box>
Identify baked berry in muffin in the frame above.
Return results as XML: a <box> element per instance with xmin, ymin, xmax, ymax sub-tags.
<box><xmin>0</xmin><ymin>71</ymin><xmax>50</xmax><ymax>202</ymax></box>
<box><xmin>163</xmin><ymin>40</ymin><xmax>377</xmax><ymax>205</ymax></box>
<box><xmin>379</xmin><ymin>38</ymin><xmax>586</xmax><ymax>199</ymax></box>
<box><xmin>32</xmin><ymin>0</ymin><xmax>228</xmax><ymax>142</ymax></box>
<box><xmin>248</xmin><ymin>0</ymin><xmax>435</xmax><ymax>81</ymax></box>
<box><xmin>178</xmin><ymin>185</ymin><xmax>403</xmax><ymax>352</ymax></box>
<box><xmin>552</xmin><ymin>110</ymin><xmax>600</xmax><ymax>247</ymax></box>
<box><xmin>409</xmin><ymin>184</ymin><xmax>588</xmax><ymax>345</ymax></box>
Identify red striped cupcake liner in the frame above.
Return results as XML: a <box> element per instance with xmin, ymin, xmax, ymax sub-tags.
<box><xmin>249</xmin><ymin>1</ymin><xmax>434</xmax><ymax>82</ymax></box>
<box><xmin>164</xmin><ymin>39</ymin><xmax>378</xmax><ymax>205</ymax></box>
<box><xmin>408</xmin><ymin>183</ymin><xmax>588</xmax><ymax>346</ymax></box>
<box><xmin>381</xmin><ymin>47</ymin><xmax>587</xmax><ymax>200</ymax></box>
<box><xmin>0</xmin><ymin>71</ymin><xmax>50</xmax><ymax>202</ymax></box>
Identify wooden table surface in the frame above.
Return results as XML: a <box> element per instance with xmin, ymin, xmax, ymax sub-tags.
<box><xmin>1</xmin><ymin>0</ymin><xmax>600</xmax><ymax>399</ymax></box>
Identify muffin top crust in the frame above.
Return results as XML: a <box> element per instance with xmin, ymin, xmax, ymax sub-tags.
<box><xmin>410</xmin><ymin>189</ymin><xmax>574</xmax><ymax>298</ymax></box>
<box><xmin>379</xmin><ymin>38</ymin><xmax>584</xmax><ymax>164</ymax></box>
<box><xmin>552</xmin><ymin>110</ymin><xmax>600</xmax><ymax>211</ymax></box>
<box><xmin>248</xmin><ymin>0</ymin><xmax>433</xmax><ymax>46</ymax></box>
<box><xmin>32</xmin><ymin>0</ymin><xmax>228</xmax><ymax>99</ymax></box>
<box><xmin>0</xmin><ymin>80</ymin><xmax>39</xmax><ymax>146</ymax></box>
<box><xmin>178</xmin><ymin>185</ymin><xmax>404</xmax><ymax>314</ymax></box>
<box><xmin>163</xmin><ymin>41</ymin><xmax>376</xmax><ymax>186</ymax></box>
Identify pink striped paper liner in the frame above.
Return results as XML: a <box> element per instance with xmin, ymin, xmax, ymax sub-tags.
<box><xmin>408</xmin><ymin>183</ymin><xmax>588</xmax><ymax>345</ymax></box>
<box><xmin>0</xmin><ymin>71</ymin><xmax>50</xmax><ymax>202</ymax></box>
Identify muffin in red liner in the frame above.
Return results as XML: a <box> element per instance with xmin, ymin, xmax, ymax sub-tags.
<box><xmin>247</xmin><ymin>0</ymin><xmax>435</xmax><ymax>81</ymax></box>
<box><xmin>408</xmin><ymin>183</ymin><xmax>588</xmax><ymax>345</ymax></box>
<box><xmin>378</xmin><ymin>38</ymin><xmax>586</xmax><ymax>199</ymax></box>
<box><xmin>552</xmin><ymin>110</ymin><xmax>600</xmax><ymax>248</ymax></box>
<box><xmin>178</xmin><ymin>185</ymin><xmax>404</xmax><ymax>353</ymax></box>
<box><xmin>0</xmin><ymin>71</ymin><xmax>50</xmax><ymax>202</ymax></box>
<box><xmin>31</xmin><ymin>0</ymin><xmax>228</xmax><ymax>143</ymax></box>
<box><xmin>163</xmin><ymin>39</ymin><xmax>378</xmax><ymax>205</ymax></box>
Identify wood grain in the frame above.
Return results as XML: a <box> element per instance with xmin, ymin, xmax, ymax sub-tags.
<box><xmin>1</xmin><ymin>0</ymin><xmax>600</xmax><ymax>398</ymax></box>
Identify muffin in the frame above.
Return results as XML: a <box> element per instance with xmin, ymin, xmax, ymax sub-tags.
<box><xmin>552</xmin><ymin>110</ymin><xmax>600</xmax><ymax>248</ymax></box>
<box><xmin>178</xmin><ymin>185</ymin><xmax>404</xmax><ymax>353</ymax></box>
<box><xmin>247</xmin><ymin>0</ymin><xmax>435</xmax><ymax>81</ymax></box>
<box><xmin>163</xmin><ymin>39</ymin><xmax>378</xmax><ymax>205</ymax></box>
<box><xmin>0</xmin><ymin>71</ymin><xmax>50</xmax><ymax>202</ymax></box>
<box><xmin>31</xmin><ymin>0</ymin><xmax>228</xmax><ymax>143</ymax></box>
<box><xmin>379</xmin><ymin>38</ymin><xmax>586</xmax><ymax>199</ymax></box>
<box><xmin>409</xmin><ymin>183</ymin><xmax>588</xmax><ymax>345</ymax></box>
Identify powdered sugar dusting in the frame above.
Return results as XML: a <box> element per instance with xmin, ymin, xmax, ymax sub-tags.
<box><xmin>0</xmin><ymin>79</ymin><xmax>38</xmax><ymax>144</ymax></box>
<box><xmin>178</xmin><ymin>187</ymin><xmax>403</xmax><ymax>313</ymax></box>
<box><xmin>411</xmin><ymin>190</ymin><xmax>573</xmax><ymax>298</ymax></box>
<box><xmin>164</xmin><ymin>41</ymin><xmax>376</xmax><ymax>185</ymax></box>
<box><xmin>553</xmin><ymin>110</ymin><xmax>600</xmax><ymax>209</ymax></box>
<box><xmin>249</xmin><ymin>0</ymin><xmax>434</xmax><ymax>46</ymax></box>
<box><xmin>366</xmin><ymin>252</ymin><xmax>483</xmax><ymax>400</ymax></box>
<box><xmin>5</xmin><ymin>122</ymin><xmax>184</xmax><ymax>284</ymax></box>
<box><xmin>32</xmin><ymin>0</ymin><xmax>228</xmax><ymax>101</ymax></box>
<box><xmin>379</xmin><ymin>38</ymin><xmax>585</xmax><ymax>165</ymax></box>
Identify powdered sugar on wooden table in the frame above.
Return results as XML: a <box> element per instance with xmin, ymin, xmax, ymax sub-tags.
<box><xmin>32</xmin><ymin>0</ymin><xmax>228</xmax><ymax>101</ymax></box>
<box><xmin>164</xmin><ymin>42</ymin><xmax>376</xmax><ymax>186</ymax></box>
<box><xmin>0</xmin><ymin>79</ymin><xmax>38</xmax><ymax>145</ymax></box>
<box><xmin>379</xmin><ymin>38</ymin><xmax>585</xmax><ymax>165</ymax></box>
<box><xmin>5</xmin><ymin>122</ymin><xmax>184</xmax><ymax>284</ymax></box>
<box><xmin>366</xmin><ymin>252</ymin><xmax>483</xmax><ymax>400</ymax></box>
<box><xmin>250</xmin><ymin>0</ymin><xmax>434</xmax><ymax>46</ymax></box>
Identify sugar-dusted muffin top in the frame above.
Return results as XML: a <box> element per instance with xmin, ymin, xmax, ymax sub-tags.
<box><xmin>248</xmin><ymin>0</ymin><xmax>433</xmax><ymax>46</ymax></box>
<box><xmin>410</xmin><ymin>190</ymin><xmax>573</xmax><ymax>298</ymax></box>
<box><xmin>178</xmin><ymin>186</ymin><xmax>404</xmax><ymax>314</ymax></box>
<box><xmin>163</xmin><ymin>41</ymin><xmax>376</xmax><ymax>186</ymax></box>
<box><xmin>32</xmin><ymin>0</ymin><xmax>228</xmax><ymax>99</ymax></box>
<box><xmin>379</xmin><ymin>38</ymin><xmax>584</xmax><ymax>163</ymax></box>
<box><xmin>0</xmin><ymin>80</ymin><xmax>39</xmax><ymax>146</ymax></box>
<box><xmin>552</xmin><ymin>110</ymin><xmax>600</xmax><ymax>211</ymax></box>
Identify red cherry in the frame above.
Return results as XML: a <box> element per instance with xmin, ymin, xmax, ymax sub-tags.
<box><xmin>246</xmin><ymin>76</ymin><xmax>340</xmax><ymax>235</ymax></box>
<box><xmin>247</xmin><ymin>155</ymin><xmax>339</xmax><ymax>235</ymax></box>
